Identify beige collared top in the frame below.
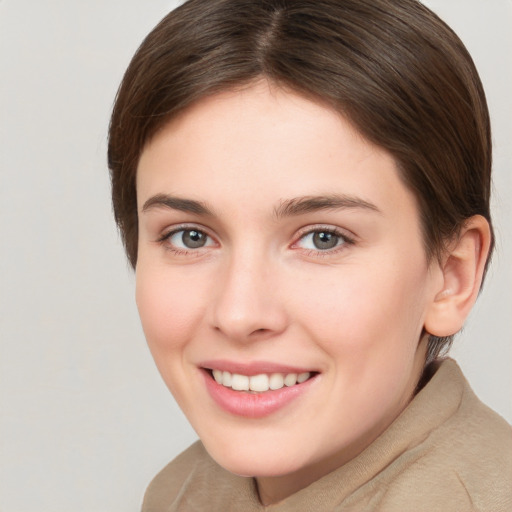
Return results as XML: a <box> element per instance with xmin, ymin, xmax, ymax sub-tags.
<box><xmin>142</xmin><ymin>359</ymin><xmax>512</xmax><ymax>511</ymax></box>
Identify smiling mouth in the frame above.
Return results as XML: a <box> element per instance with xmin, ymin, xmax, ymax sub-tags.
<box><xmin>206</xmin><ymin>369</ymin><xmax>317</xmax><ymax>393</ymax></box>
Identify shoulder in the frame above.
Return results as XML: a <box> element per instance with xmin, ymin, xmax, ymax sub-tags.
<box><xmin>141</xmin><ymin>441</ymin><xmax>260</xmax><ymax>512</ymax></box>
<box><xmin>141</xmin><ymin>441</ymin><xmax>215</xmax><ymax>511</ymax></box>
<box><xmin>379</xmin><ymin>359</ymin><xmax>512</xmax><ymax>511</ymax></box>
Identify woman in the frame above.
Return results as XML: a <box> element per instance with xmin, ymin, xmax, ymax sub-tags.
<box><xmin>108</xmin><ymin>0</ymin><xmax>512</xmax><ymax>509</ymax></box>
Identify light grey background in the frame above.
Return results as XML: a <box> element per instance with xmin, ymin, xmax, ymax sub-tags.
<box><xmin>0</xmin><ymin>1</ymin><xmax>510</xmax><ymax>511</ymax></box>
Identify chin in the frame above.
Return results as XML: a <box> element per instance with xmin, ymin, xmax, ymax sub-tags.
<box><xmin>203</xmin><ymin>435</ymin><xmax>317</xmax><ymax>478</ymax></box>
<box><xmin>202</xmin><ymin>438</ymin><xmax>281</xmax><ymax>475</ymax></box>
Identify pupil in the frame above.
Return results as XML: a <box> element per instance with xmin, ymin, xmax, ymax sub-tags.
<box><xmin>313</xmin><ymin>231</ymin><xmax>338</xmax><ymax>250</ymax></box>
<box><xmin>183</xmin><ymin>230</ymin><xmax>206</xmax><ymax>248</ymax></box>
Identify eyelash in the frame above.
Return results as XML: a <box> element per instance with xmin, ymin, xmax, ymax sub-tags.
<box><xmin>156</xmin><ymin>224</ymin><xmax>216</xmax><ymax>256</ymax></box>
<box><xmin>291</xmin><ymin>226</ymin><xmax>355</xmax><ymax>257</ymax></box>
<box><xmin>156</xmin><ymin>224</ymin><xmax>355</xmax><ymax>258</ymax></box>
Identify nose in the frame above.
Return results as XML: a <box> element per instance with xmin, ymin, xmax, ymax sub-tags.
<box><xmin>210</xmin><ymin>250</ymin><xmax>288</xmax><ymax>342</ymax></box>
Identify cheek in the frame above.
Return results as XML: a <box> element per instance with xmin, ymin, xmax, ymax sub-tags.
<box><xmin>288</xmin><ymin>257</ymin><xmax>430</xmax><ymax>352</ymax></box>
<box><xmin>135</xmin><ymin>265</ymin><xmax>205</xmax><ymax>354</ymax></box>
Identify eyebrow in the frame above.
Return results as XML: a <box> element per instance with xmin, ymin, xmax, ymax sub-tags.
<box><xmin>141</xmin><ymin>193</ymin><xmax>381</xmax><ymax>218</ymax></box>
<box><xmin>141</xmin><ymin>194</ymin><xmax>215</xmax><ymax>216</ymax></box>
<box><xmin>273</xmin><ymin>194</ymin><xmax>381</xmax><ymax>218</ymax></box>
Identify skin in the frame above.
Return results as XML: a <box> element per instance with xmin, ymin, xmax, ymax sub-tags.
<box><xmin>135</xmin><ymin>81</ymin><xmax>457</xmax><ymax>505</ymax></box>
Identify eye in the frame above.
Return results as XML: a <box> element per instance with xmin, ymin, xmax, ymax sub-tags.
<box><xmin>166</xmin><ymin>228</ymin><xmax>214</xmax><ymax>250</ymax></box>
<box><xmin>295</xmin><ymin>229</ymin><xmax>350</xmax><ymax>251</ymax></box>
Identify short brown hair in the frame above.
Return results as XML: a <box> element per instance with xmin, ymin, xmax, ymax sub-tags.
<box><xmin>108</xmin><ymin>0</ymin><xmax>493</xmax><ymax>360</ymax></box>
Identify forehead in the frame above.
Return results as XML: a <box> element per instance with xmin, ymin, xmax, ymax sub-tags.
<box><xmin>136</xmin><ymin>82</ymin><xmax>419</xmax><ymax>223</ymax></box>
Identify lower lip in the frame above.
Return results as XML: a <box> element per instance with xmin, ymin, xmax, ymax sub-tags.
<box><xmin>202</xmin><ymin>370</ymin><xmax>316</xmax><ymax>418</ymax></box>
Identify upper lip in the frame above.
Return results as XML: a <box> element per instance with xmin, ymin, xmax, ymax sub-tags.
<box><xmin>199</xmin><ymin>359</ymin><xmax>316</xmax><ymax>376</ymax></box>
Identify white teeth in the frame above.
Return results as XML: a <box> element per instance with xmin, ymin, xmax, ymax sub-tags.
<box><xmin>249</xmin><ymin>374</ymin><xmax>269</xmax><ymax>392</ymax></box>
<box><xmin>297</xmin><ymin>372</ymin><xmax>310</xmax><ymax>383</ymax></box>
<box><xmin>222</xmin><ymin>371</ymin><xmax>232</xmax><ymax>387</ymax></box>
<box><xmin>284</xmin><ymin>373</ymin><xmax>298</xmax><ymax>387</ymax></box>
<box><xmin>231</xmin><ymin>374</ymin><xmax>249</xmax><ymax>391</ymax></box>
<box><xmin>212</xmin><ymin>370</ymin><xmax>312</xmax><ymax>392</ymax></box>
<box><xmin>269</xmin><ymin>373</ymin><xmax>284</xmax><ymax>390</ymax></box>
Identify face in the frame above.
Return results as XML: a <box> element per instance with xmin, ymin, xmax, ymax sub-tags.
<box><xmin>136</xmin><ymin>82</ymin><xmax>442</xmax><ymax>502</ymax></box>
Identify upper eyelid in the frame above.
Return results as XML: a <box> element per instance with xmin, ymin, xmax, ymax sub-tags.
<box><xmin>293</xmin><ymin>224</ymin><xmax>356</xmax><ymax>241</ymax></box>
<box><xmin>159</xmin><ymin>223</ymin><xmax>214</xmax><ymax>238</ymax></box>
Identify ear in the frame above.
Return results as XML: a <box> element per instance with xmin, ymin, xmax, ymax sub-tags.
<box><xmin>424</xmin><ymin>215</ymin><xmax>492</xmax><ymax>338</ymax></box>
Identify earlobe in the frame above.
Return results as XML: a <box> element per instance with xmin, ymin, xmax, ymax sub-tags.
<box><xmin>424</xmin><ymin>215</ymin><xmax>491</xmax><ymax>338</ymax></box>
